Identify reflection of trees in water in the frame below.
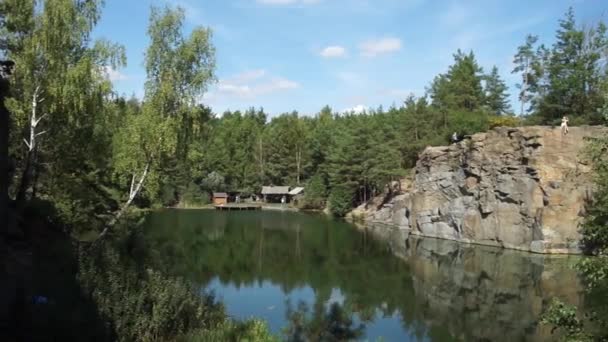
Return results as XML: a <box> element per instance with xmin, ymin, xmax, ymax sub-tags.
<box><xmin>142</xmin><ymin>211</ymin><xmax>586</xmax><ymax>342</ymax></box>
<box><xmin>284</xmin><ymin>300</ymin><xmax>364</xmax><ymax>342</ymax></box>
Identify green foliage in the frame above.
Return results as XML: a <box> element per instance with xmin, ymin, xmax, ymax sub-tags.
<box><xmin>430</xmin><ymin>50</ymin><xmax>485</xmax><ymax>111</ymax></box>
<box><xmin>78</xmin><ymin>243</ymin><xmax>226</xmax><ymax>342</ymax></box>
<box><xmin>580</xmin><ymin>132</ymin><xmax>608</xmax><ymax>255</ymax></box>
<box><xmin>484</xmin><ymin>65</ymin><xmax>511</xmax><ymax>115</ymax></box>
<box><xmin>328</xmin><ymin>185</ymin><xmax>353</xmax><ymax>217</ymax></box>
<box><xmin>489</xmin><ymin>115</ymin><xmax>521</xmax><ymax>129</ymax></box>
<box><xmin>513</xmin><ymin>8</ymin><xmax>608</xmax><ymax>123</ymax></box>
<box><xmin>284</xmin><ymin>301</ymin><xmax>365</xmax><ymax>342</ymax></box>
<box><xmin>300</xmin><ymin>174</ymin><xmax>327</xmax><ymax>209</ymax></box>
<box><xmin>541</xmin><ymin>299</ymin><xmax>589</xmax><ymax>341</ymax></box>
<box><xmin>180</xmin><ymin>320</ymin><xmax>278</xmax><ymax>342</ymax></box>
<box><xmin>3</xmin><ymin>0</ymin><xmax>125</xmax><ymax>232</ymax></box>
<box><xmin>180</xmin><ymin>182</ymin><xmax>210</xmax><ymax>207</ymax></box>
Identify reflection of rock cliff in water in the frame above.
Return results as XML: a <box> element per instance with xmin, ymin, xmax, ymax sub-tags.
<box><xmin>355</xmin><ymin>126</ymin><xmax>607</xmax><ymax>254</ymax></box>
<box><xmin>367</xmin><ymin>226</ymin><xmax>584</xmax><ymax>342</ymax></box>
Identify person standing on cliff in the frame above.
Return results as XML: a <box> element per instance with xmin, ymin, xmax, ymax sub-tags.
<box><xmin>561</xmin><ymin>116</ymin><xmax>569</xmax><ymax>135</ymax></box>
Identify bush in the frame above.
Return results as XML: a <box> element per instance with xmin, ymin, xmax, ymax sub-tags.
<box><xmin>180</xmin><ymin>182</ymin><xmax>210</xmax><ymax>207</ymax></box>
<box><xmin>328</xmin><ymin>186</ymin><xmax>354</xmax><ymax>217</ymax></box>
<box><xmin>448</xmin><ymin>110</ymin><xmax>489</xmax><ymax>136</ymax></box>
<box><xmin>78</xmin><ymin>245</ymin><xmax>226</xmax><ymax>342</ymax></box>
<box><xmin>488</xmin><ymin>115</ymin><xmax>521</xmax><ymax>129</ymax></box>
<box><xmin>180</xmin><ymin>319</ymin><xmax>278</xmax><ymax>342</ymax></box>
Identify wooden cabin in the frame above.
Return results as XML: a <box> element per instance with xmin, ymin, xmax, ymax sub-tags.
<box><xmin>261</xmin><ymin>186</ymin><xmax>290</xmax><ymax>203</ymax></box>
<box><xmin>212</xmin><ymin>192</ymin><xmax>228</xmax><ymax>205</ymax></box>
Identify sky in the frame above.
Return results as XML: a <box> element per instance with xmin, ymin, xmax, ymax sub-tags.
<box><xmin>92</xmin><ymin>0</ymin><xmax>608</xmax><ymax>116</ymax></box>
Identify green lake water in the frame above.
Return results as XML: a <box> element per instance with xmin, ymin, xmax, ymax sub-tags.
<box><xmin>142</xmin><ymin>209</ymin><xmax>586</xmax><ymax>341</ymax></box>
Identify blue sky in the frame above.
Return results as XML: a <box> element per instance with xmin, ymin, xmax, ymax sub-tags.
<box><xmin>93</xmin><ymin>0</ymin><xmax>607</xmax><ymax>116</ymax></box>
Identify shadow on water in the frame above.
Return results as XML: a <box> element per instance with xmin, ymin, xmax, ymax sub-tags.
<box><xmin>142</xmin><ymin>209</ymin><xmax>588</xmax><ymax>341</ymax></box>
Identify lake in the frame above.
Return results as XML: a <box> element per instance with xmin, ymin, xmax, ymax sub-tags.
<box><xmin>142</xmin><ymin>209</ymin><xmax>586</xmax><ymax>341</ymax></box>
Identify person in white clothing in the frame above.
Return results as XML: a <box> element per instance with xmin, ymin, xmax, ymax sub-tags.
<box><xmin>561</xmin><ymin>116</ymin><xmax>569</xmax><ymax>135</ymax></box>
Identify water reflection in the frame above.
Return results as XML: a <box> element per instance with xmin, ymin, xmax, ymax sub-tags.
<box><xmin>143</xmin><ymin>210</ymin><xmax>585</xmax><ymax>341</ymax></box>
<box><xmin>284</xmin><ymin>300</ymin><xmax>365</xmax><ymax>342</ymax></box>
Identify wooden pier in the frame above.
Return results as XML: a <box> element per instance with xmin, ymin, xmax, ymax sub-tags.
<box><xmin>214</xmin><ymin>203</ymin><xmax>262</xmax><ymax>211</ymax></box>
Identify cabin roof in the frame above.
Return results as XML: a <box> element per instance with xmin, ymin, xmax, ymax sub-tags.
<box><xmin>213</xmin><ymin>192</ymin><xmax>228</xmax><ymax>198</ymax></box>
<box><xmin>261</xmin><ymin>186</ymin><xmax>290</xmax><ymax>195</ymax></box>
<box><xmin>288</xmin><ymin>187</ymin><xmax>305</xmax><ymax>195</ymax></box>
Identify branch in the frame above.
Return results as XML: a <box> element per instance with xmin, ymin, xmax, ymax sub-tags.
<box><xmin>23</xmin><ymin>138</ymin><xmax>31</xmax><ymax>150</ymax></box>
<box><xmin>35</xmin><ymin>130</ymin><xmax>47</xmax><ymax>137</ymax></box>
<box><xmin>129</xmin><ymin>173</ymin><xmax>136</xmax><ymax>197</ymax></box>
<box><xmin>33</xmin><ymin>113</ymin><xmax>47</xmax><ymax>126</ymax></box>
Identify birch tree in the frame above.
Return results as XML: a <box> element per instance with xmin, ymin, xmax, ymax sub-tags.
<box><xmin>101</xmin><ymin>5</ymin><xmax>215</xmax><ymax>237</ymax></box>
<box><xmin>2</xmin><ymin>0</ymin><xmax>125</xmax><ymax>219</ymax></box>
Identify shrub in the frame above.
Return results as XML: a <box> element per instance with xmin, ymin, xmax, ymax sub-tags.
<box><xmin>328</xmin><ymin>186</ymin><xmax>354</xmax><ymax>217</ymax></box>
<box><xmin>180</xmin><ymin>319</ymin><xmax>278</xmax><ymax>342</ymax></box>
<box><xmin>78</xmin><ymin>245</ymin><xmax>225</xmax><ymax>342</ymax></box>
<box><xmin>488</xmin><ymin>115</ymin><xmax>521</xmax><ymax>129</ymax></box>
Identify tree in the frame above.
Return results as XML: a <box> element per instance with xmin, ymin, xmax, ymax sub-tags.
<box><xmin>484</xmin><ymin>66</ymin><xmax>511</xmax><ymax>115</ymax></box>
<box><xmin>512</xmin><ymin>34</ymin><xmax>542</xmax><ymax>115</ymax></box>
<box><xmin>328</xmin><ymin>185</ymin><xmax>354</xmax><ymax>217</ymax></box>
<box><xmin>0</xmin><ymin>60</ymin><xmax>14</xmax><ymax>236</ymax></box>
<box><xmin>101</xmin><ymin>5</ymin><xmax>215</xmax><ymax>237</ymax></box>
<box><xmin>538</xmin><ymin>8</ymin><xmax>608</xmax><ymax>123</ymax></box>
<box><xmin>2</xmin><ymin>0</ymin><xmax>125</xmax><ymax>227</ymax></box>
<box><xmin>430</xmin><ymin>50</ymin><xmax>485</xmax><ymax>112</ymax></box>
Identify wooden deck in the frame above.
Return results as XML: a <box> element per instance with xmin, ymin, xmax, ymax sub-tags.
<box><xmin>214</xmin><ymin>203</ymin><xmax>262</xmax><ymax>211</ymax></box>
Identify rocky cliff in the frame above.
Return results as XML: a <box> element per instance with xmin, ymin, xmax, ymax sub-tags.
<box><xmin>354</xmin><ymin>126</ymin><xmax>607</xmax><ymax>254</ymax></box>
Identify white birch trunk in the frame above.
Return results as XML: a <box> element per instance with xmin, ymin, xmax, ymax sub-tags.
<box><xmin>97</xmin><ymin>162</ymin><xmax>150</xmax><ymax>240</ymax></box>
<box><xmin>16</xmin><ymin>86</ymin><xmax>46</xmax><ymax>204</ymax></box>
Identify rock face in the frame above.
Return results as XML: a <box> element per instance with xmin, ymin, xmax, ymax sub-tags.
<box><xmin>362</xmin><ymin>126</ymin><xmax>607</xmax><ymax>254</ymax></box>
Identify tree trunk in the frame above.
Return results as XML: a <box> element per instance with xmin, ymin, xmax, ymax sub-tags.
<box><xmin>259</xmin><ymin>136</ymin><xmax>264</xmax><ymax>184</ymax></box>
<box><xmin>0</xmin><ymin>64</ymin><xmax>11</xmax><ymax>236</ymax></box>
<box><xmin>295</xmin><ymin>147</ymin><xmax>301</xmax><ymax>185</ymax></box>
<box><xmin>16</xmin><ymin>88</ymin><xmax>45</xmax><ymax>212</ymax></box>
<box><xmin>31</xmin><ymin>143</ymin><xmax>41</xmax><ymax>199</ymax></box>
<box><xmin>520</xmin><ymin>61</ymin><xmax>528</xmax><ymax>116</ymax></box>
<box><xmin>97</xmin><ymin>162</ymin><xmax>150</xmax><ymax>240</ymax></box>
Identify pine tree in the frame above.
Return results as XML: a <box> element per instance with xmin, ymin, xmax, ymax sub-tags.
<box><xmin>540</xmin><ymin>7</ymin><xmax>608</xmax><ymax>123</ymax></box>
<box><xmin>512</xmin><ymin>35</ymin><xmax>542</xmax><ymax>115</ymax></box>
<box><xmin>484</xmin><ymin>66</ymin><xmax>511</xmax><ymax>115</ymax></box>
<box><xmin>429</xmin><ymin>50</ymin><xmax>485</xmax><ymax>111</ymax></box>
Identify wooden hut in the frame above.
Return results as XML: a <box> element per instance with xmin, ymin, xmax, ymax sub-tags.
<box><xmin>212</xmin><ymin>192</ymin><xmax>228</xmax><ymax>205</ymax></box>
<box><xmin>261</xmin><ymin>186</ymin><xmax>290</xmax><ymax>203</ymax></box>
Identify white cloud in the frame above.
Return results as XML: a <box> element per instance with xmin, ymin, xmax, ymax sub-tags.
<box><xmin>320</xmin><ymin>45</ymin><xmax>347</xmax><ymax>58</ymax></box>
<box><xmin>359</xmin><ymin>37</ymin><xmax>402</xmax><ymax>57</ymax></box>
<box><xmin>342</xmin><ymin>104</ymin><xmax>368</xmax><ymax>114</ymax></box>
<box><xmin>215</xmin><ymin>69</ymin><xmax>299</xmax><ymax>99</ymax></box>
<box><xmin>102</xmin><ymin>66</ymin><xmax>128</xmax><ymax>81</ymax></box>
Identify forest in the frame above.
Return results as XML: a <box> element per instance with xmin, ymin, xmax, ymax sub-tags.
<box><xmin>1</xmin><ymin>0</ymin><xmax>608</xmax><ymax>341</ymax></box>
